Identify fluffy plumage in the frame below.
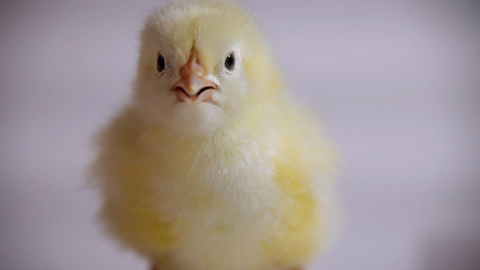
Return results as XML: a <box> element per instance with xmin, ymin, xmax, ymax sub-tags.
<box><xmin>90</xmin><ymin>1</ymin><xmax>338</xmax><ymax>270</ymax></box>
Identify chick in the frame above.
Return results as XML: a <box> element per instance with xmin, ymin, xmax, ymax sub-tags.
<box><xmin>90</xmin><ymin>1</ymin><xmax>338</xmax><ymax>270</ymax></box>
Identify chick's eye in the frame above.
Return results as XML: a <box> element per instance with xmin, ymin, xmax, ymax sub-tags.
<box><xmin>157</xmin><ymin>53</ymin><xmax>166</xmax><ymax>73</ymax></box>
<box><xmin>224</xmin><ymin>52</ymin><xmax>235</xmax><ymax>71</ymax></box>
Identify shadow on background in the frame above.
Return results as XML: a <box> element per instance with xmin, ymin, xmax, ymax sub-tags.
<box><xmin>423</xmin><ymin>237</ymin><xmax>480</xmax><ymax>270</ymax></box>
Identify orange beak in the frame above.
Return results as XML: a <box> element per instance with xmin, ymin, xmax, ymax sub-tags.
<box><xmin>172</xmin><ymin>47</ymin><xmax>217</xmax><ymax>104</ymax></box>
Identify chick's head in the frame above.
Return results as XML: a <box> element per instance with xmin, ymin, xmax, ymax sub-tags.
<box><xmin>133</xmin><ymin>0</ymin><xmax>281</xmax><ymax>136</ymax></box>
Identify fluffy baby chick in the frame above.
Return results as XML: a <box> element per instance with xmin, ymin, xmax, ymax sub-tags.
<box><xmin>91</xmin><ymin>1</ymin><xmax>338</xmax><ymax>270</ymax></box>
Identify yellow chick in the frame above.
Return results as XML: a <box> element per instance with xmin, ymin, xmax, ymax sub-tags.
<box><xmin>90</xmin><ymin>0</ymin><xmax>338</xmax><ymax>270</ymax></box>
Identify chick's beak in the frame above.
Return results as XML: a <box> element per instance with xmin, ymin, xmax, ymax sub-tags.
<box><xmin>172</xmin><ymin>48</ymin><xmax>217</xmax><ymax>104</ymax></box>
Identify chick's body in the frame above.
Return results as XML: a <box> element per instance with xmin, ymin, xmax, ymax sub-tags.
<box><xmin>91</xmin><ymin>1</ymin><xmax>338</xmax><ymax>270</ymax></box>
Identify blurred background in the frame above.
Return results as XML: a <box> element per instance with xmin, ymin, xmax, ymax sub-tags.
<box><xmin>1</xmin><ymin>0</ymin><xmax>479</xmax><ymax>269</ymax></box>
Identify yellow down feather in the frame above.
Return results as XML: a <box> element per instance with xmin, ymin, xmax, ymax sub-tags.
<box><xmin>90</xmin><ymin>1</ymin><xmax>338</xmax><ymax>270</ymax></box>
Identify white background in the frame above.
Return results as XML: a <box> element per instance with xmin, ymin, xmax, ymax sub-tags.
<box><xmin>1</xmin><ymin>0</ymin><xmax>479</xmax><ymax>269</ymax></box>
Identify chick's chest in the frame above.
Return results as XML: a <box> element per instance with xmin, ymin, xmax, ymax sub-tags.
<box><xmin>142</xmin><ymin>132</ymin><xmax>282</xmax><ymax>228</ymax></box>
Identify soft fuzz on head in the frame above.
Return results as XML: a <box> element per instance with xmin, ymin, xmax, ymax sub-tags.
<box><xmin>133</xmin><ymin>0</ymin><xmax>281</xmax><ymax>136</ymax></box>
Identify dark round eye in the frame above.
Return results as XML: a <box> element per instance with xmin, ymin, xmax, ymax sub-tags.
<box><xmin>157</xmin><ymin>53</ymin><xmax>166</xmax><ymax>73</ymax></box>
<box><xmin>224</xmin><ymin>52</ymin><xmax>235</xmax><ymax>71</ymax></box>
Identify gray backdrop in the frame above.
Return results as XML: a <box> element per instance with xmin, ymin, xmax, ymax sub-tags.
<box><xmin>1</xmin><ymin>0</ymin><xmax>479</xmax><ymax>269</ymax></box>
